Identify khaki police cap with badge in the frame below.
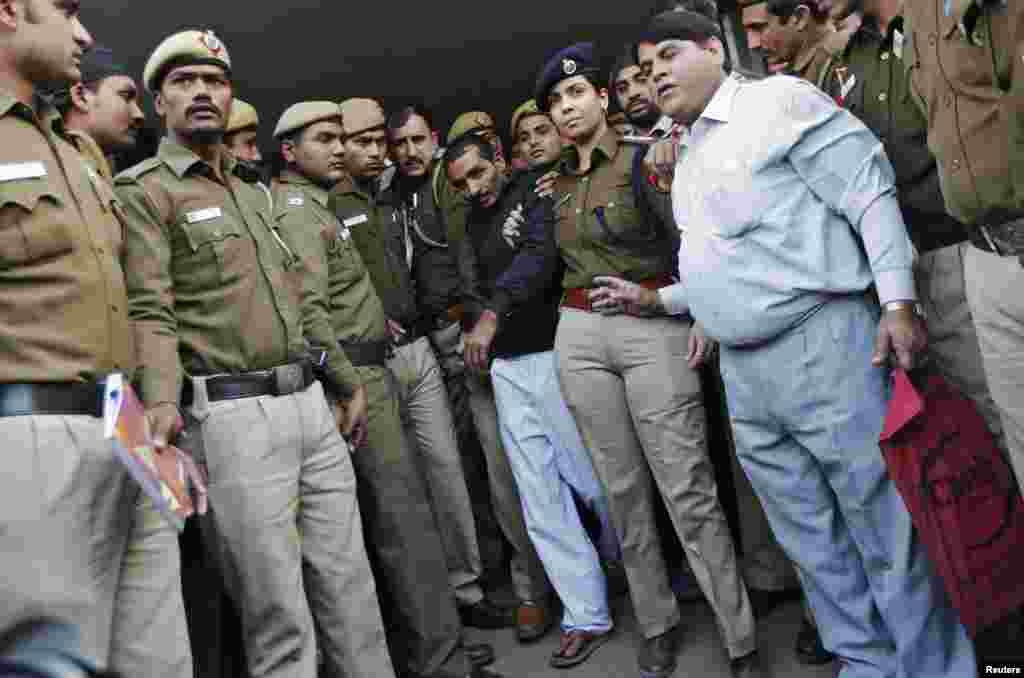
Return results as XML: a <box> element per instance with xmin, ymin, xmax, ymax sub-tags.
<box><xmin>143</xmin><ymin>29</ymin><xmax>231</xmax><ymax>92</ymax></box>
<box><xmin>338</xmin><ymin>98</ymin><xmax>386</xmax><ymax>140</ymax></box>
<box><xmin>447</xmin><ymin>111</ymin><xmax>497</xmax><ymax>145</ymax></box>
<box><xmin>274</xmin><ymin>101</ymin><xmax>343</xmax><ymax>139</ymax></box>
<box><xmin>510</xmin><ymin>99</ymin><xmax>545</xmax><ymax>139</ymax></box>
<box><xmin>226</xmin><ymin>99</ymin><xmax>258</xmax><ymax>134</ymax></box>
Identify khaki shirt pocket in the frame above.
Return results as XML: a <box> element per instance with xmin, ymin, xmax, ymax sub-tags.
<box><xmin>589</xmin><ymin>181</ymin><xmax>658</xmax><ymax>246</ymax></box>
<box><xmin>0</xmin><ymin>181</ymin><xmax>74</xmax><ymax>271</ymax></box>
<box><xmin>176</xmin><ymin>211</ymin><xmax>247</xmax><ymax>286</ymax></box>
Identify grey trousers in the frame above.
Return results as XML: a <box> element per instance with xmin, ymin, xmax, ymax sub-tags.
<box><xmin>432</xmin><ymin>320</ymin><xmax>552</xmax><ymax>603</ymax></box>
<box><xmin>190</xmin><ymin>380</ymin><xmax>394</xmax><ymax>678</ymax></box>
<box><xmin>0</xmin><ymin>414</ymin><xmax>192</xmax><ymax>678</ymax></box>
<box><xmin>350</xmin><ymin>365</ymin><xmax>469</xmax><ymax>678</ymax></box>
<box><xmin>555</xmin><ymin>309</ymin><xmax>757</xmax><ymax>659</ymax></box>
<box><xmin>388</xmin><ymin>335</ymin><xmax>485</xmax><ymax>606</ymax></box>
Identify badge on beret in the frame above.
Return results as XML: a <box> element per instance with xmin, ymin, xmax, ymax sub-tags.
<box><xmin>562</xmin><ymin>59</ymin><xmax>577</xmax><ymax>76</ymax></box>
<box><xmin>200</xmin><ymin>30</ymin><xmax>223</xmax><ymax>56</ymax></box>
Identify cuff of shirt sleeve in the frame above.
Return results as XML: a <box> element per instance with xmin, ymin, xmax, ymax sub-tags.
<box><xmin>658</xmin><ymin>283</ymin><xmax>690</xmax><ymax>317</ymax></box>
<box><xmin>873</xmin><ymin>268</ymin><xmax>918</xmax><ymax>306</ymax></box>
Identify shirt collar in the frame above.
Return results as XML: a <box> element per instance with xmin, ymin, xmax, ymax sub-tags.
<box><xmin>278</xmin><ymin>169</ymin><xmax>329</xmax><ymax>207</ymax></box>
<box><xmin>560</xmin><ymin>127</ymin><xmax>621</xmax><ymax>173</ymax></box>
<box><xmin>0</xmin><ymin>88</ymin><xmax>65</xmax><ymax>132</ymax></box>
<box><xmin>699</xmin><ymin>74</ymin><xmax>741</xmax><ymax>124</ymax></box>
<box><xmin>157</xmin><ymin>137</ymin><xmax>238</xmax><ymax>180</ymax></box>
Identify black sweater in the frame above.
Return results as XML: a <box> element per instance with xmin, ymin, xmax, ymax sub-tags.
<box><xmin>459</xmin><ymin>170</ymin><xmax>562</xmax><ymax>360</ymax></box>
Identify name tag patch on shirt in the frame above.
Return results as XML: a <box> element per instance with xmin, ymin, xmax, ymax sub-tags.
<box><xmin>185</xmin><ymin>206</ymin><xmax>223</xmax><ymax>224</ymax></box>
<box><xmin>287</xmin><ymin>194</ymin><xmax>304</xmax><ymax>207</ymax></box>
<box><xmin>343</xmin><ymin>213</ymin><xmax>369</xmax><ymax>228</ymax></box>
<box><xmin>0</xmin><ymin>161</ymin><xmax>46</xmax><ymax>182</ymax></box>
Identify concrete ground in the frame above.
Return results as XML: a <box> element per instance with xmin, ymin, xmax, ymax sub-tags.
<box><xmin>464</xmin><ymin>587</ymin><xmax>838</xmax><ymax>678</ymax></box>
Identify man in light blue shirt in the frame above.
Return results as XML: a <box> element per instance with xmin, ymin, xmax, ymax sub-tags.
<box><xmin>590</xmin><ymin>9</ymin><xmax>978</xmax><ymax>678</ymax></box>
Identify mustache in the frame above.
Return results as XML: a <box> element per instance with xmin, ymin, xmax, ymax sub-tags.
<box><xmin>186</xmin><ymin>101</ymin><xmax>222</xmax><ymax>117</ymax></box>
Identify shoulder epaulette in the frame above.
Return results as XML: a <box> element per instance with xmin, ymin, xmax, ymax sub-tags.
<box><xmin>114</xmin><ymin>156</ymin><xmax>163</xmax><ymax>184</ymax></box>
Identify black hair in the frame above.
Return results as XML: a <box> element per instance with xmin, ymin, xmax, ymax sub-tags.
<box><xmin>51</xmin><ymin>80</ymin><xmax>99</xmax><ymax>117</ymax></box>
<box><xmin>386</xmin><ymin>103</ymin><xmax>435</xmax><ymax>139</ymax></box>
<box><xmin>766</xmin><ymin>0</ymin><xmax>831</xmax><ymax>23</ymax></box>
<box><xmin>654</xmin><ymin>0</ymin><xmax>719</xmax><ymax>22</ymax></box>
<box><xmin>443</xmin><ymin>132</ymin><xmax>495</xmax><ymax>169</ymax></box>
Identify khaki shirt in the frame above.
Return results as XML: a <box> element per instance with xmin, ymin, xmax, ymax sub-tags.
<box><xmin>116</xmin><ymin>139</ymin><xmax>359</xmax><ymax>408</ymax></box>
<box><xmin>65</xmin><ymin>128</ymin><xmax>113</xmax><ymax>183</ymax></box>
<box><xmin>274</xmin><ymin>171</ymin><xmax>388</xmax><ymax>345</ymax></box>
<box><xmin>821</xmin><ymin>16</ymin><xmax>966</xmax><ymax>251</ymax></box>
<box><xmin>552</xmin><ymin>128</ymin><xmax>677</xmax><ymax>289</ymax></box>
<box><xmin>903</xmin><ymin>0</ymin><xmax>1022</xmax><ymax>224</ymax></box>
<box><xmin>333</xmin><ymin>175</ymin><xmax>420</xmax><ymax>330</ymax></box>
<box><xmin>0</xmin><ymin>90</ymin><xmax>133</xmax><ymax>383</ymax></box>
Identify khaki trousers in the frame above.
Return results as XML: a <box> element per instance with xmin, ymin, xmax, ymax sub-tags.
<box><xmin>190</xmin><ymin>380</ymin><xmax>394</xmax><ymax>678</ymax></box>
<box><xmin>0</xmin><ymin>414</ymin><xmax>192</xmax><ymax>678</ymax></box>
<box><xmin>963</xmin><ymin>244</ymin><xmax>1024</xmax><ymax>489</ymax></box>
<box><xmin>555</xmin><ymin>309</ymin><xmax>757</xmax><ymax>659</ymax></box>
<box><xmin>351</xmin><ymin>365</ymin><xmax>469</xmax><ymax>678</ymax></box>
<box><xmin>921</xmin><ymin>243</ymin><xmax>1006</xmax><ymax>446</ymax></box>
<box><xmin>432</xmin><ymin>320</ymin><xmax>552</xmax><ymax>602</ymax></box>
<box><xmin>388</xmin><ymin>335</ymin><xmax>485</xmax><ymax>606</ymax></box>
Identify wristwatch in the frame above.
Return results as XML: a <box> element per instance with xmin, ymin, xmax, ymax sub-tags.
<box><xmin>882</xmin><ymin>300</ymin><xmax>926</xmax><ymax>318</ymax></box>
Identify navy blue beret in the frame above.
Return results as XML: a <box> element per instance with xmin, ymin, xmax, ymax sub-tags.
<box><xmin>534</xmin><ymin>42</ymin><xmax>602</xmax><ymax>112</ymax></box>
<box><xmin>79</xmin><ymin>46</ymin><xmax>130</xmax><ymax>86</ymax></box>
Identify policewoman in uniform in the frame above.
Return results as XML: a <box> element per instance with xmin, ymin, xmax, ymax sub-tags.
<box><xmin>116</xmin><ymin>31</ymin><xmax>392</xmax><ymax>678</ymax></box>
<box><xmin>0</xmin><ymin>4</ymin><xmax>192</xmax><ymax>677</ymax></box>
<box><xmin>272</xmin><ymin>101</ymin><xmax>503</xmax><ymax>678</ymax></box>
<box><xmin>533</xmin><ymin>43</ymin><xmax>759</xmax><ymax>678</ymax></box>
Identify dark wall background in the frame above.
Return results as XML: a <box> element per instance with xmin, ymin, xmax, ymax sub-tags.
<box><xmin>82</xmin><ymin>1</ymin><xmax>753</xmax><ymax>166</ymax></box>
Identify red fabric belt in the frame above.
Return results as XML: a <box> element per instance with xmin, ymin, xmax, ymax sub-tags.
<box><xmin>561</xmin><ymin>273</ymin><xmax>675</xmax><ymax>313</ymax></box>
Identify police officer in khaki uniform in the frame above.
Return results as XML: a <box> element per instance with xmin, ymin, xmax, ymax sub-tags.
<box><xmin>271</xmin><ymin>100</ymin><xmax>504</xmax><ymax>678</ymax></box>
<box><xmin>741</xmin><ymin>0</ymin><xmax>837</xmax><ymax>84</ymax></box>
<box><xmin>387</xmin><ymin>104</ymin><xmax>555</xmax><ymax>640</ymax></box>
<box><xmin>0</xmin><ymin>4</ymin><xmax>192</xmax><ymax>677</ymax></box>
<box><xmin>224</xmin><ymin>98</ymin><xmax>261</xmax><ymax>163</ymax></box>
<box><xmin>534</xmin><ymin>43</ymin><xmax>761</xmax><ymax>678</ymax></box>
<box><xmin>822</xmin><ymin>0</ymin><xmax>1005</xmax><ymax>471</ymax></box>
<box><xmin>51</xmin><ymin>45</ymin><xmax>144</xmax><ymax>182</ymax></box>
<box><xmin>116</xmin><ymin>32</ymin><xmax>392</xmax><ymax>678</ymax></box>
<box><xmin>903</xmin><ymin>0</ymin><xmax>1024</xmax><ymax>488</ymax></box>
<box><xmin>333</xmin><ymin>97</ymin><xmax>514</xmax><ymax>630</ymax></box>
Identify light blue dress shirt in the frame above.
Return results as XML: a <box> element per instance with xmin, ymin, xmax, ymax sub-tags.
<box><xmin>659</xmin><ymin>73</ymin><xmax>917</xmax><ymax>347</ymax></box>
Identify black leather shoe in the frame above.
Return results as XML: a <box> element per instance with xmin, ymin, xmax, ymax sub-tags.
<box><xmin>638</xmin><ymin>626</ymin><xmax>681</xmax><ymax>678</ymax></box>
<box><xmin>730</xmin><ymin>650</ymin><xmax>769</xmax><ymax>678</ymax></box>
<box><xmin>462</xmin><ymin>642</ymin><xmax>494</xmax><ymax>668</ymax></box>
<box><xmin>458</xmin><ymin>598</ymin><xmax>516</xmax><ymax>629</ymax></box>
<box><xmin>794</xmin><ymin>619</ymin><xmax>835</xmax><ymax>665</ymax></box>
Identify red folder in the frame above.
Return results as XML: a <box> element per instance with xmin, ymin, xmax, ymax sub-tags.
<box><xmin>879</xmin><ymin>369</ymin><xmax>1024</xmax><ymax>635</ymax></box>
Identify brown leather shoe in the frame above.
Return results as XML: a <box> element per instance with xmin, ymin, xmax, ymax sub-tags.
<box><xmin>516</xmin><ymin>601</ymin><xmax>555</xmax><ymax>643</ymax></box>
<box><xmin>549</xmin><ymin>629</ymin><xmax>613</xmax><ymax>669</ymax></box>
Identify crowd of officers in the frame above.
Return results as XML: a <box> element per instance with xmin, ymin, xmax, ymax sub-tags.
<box><xmin>0</xmin><ymin>0</ymin><xmax>1021</xmax><ymax>677</ymax></box>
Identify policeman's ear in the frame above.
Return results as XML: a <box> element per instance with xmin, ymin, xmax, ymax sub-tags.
<box><xmin>280</xmin><ymin>139</ymin><xmax>297</xmax><ymax>165</ymax></box>
<box><xmin>597</xmin><ymin>87</ymin><xmax>610</xmax><ymax>114</ymax></box>
<box><xmin>793</xmin><ymin>4</ymin><xmax>813</xmax><ymax>31</ymax></box>
<box><xmin>0</xmin><ymin>0</ymin><xmax>21</xmax><ymax>31</ymax></box>
<box><xmin>431</xmin><ymin>130</ymin><xmax>439</xmax><ymax>147</ymax></box>
<box><xmin>69</xmin><ymin>83</ymin><xmax>92</xmax><ymax>114</ymax></box>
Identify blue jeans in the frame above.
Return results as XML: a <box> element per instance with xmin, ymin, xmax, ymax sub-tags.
<box><xmin>720</xmin><ymin>295</ymin><xmax>976</xmax><ymax>678</ymax></box>
<box><xmin>491</xmin><ymin>351</ymin><xmax>614</xmax><ymax>632</ymax></box>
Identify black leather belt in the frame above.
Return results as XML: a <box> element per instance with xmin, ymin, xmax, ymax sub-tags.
<box><xmin>339</xmin><ymin>340</ymin><xmax>391</xmax><ymax>367</ymax></box>
<box><xmin>0</xmin><ymin>382</ymin><xmax>104</xmax><ymax>418</ymax></box>
<box><xmin>182</xmin><ymin>361</ymin><xmax>314</xmax><ymax>407</ymax></box>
